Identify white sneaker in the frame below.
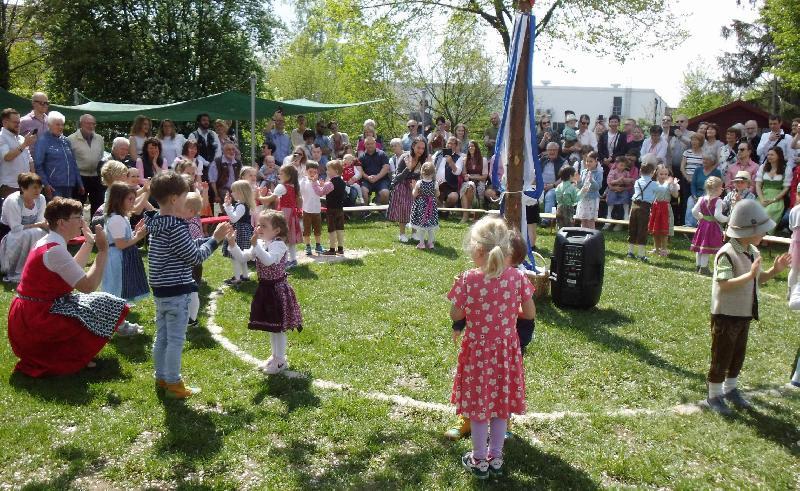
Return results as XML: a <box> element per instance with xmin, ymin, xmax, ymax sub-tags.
<box><xmin>398</xmin><ymin>234</ymin><xmax>408</xmax><ymax>243</ymax></box>
<box><xmin>262</xmin><ymin>358</ymin><xmax>288</xmax><ymax>375</ymax></box>
<box><xmin>117</xmin><ymin>321</ymin><xmax>143</xmax><ymax>337</ymax></box>
<box><xmin>258</xmin><ymin>356</ymin><xmax>276</xmax><ymax>372</ymax></box>
<box><xmin>602</xmin><ymin>223</ymin><xmax>611</xmax><ymax>230</ymax></box>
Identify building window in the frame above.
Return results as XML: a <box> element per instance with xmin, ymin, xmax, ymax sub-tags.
<box><xmin>612</xmin><ymin>97</ymin><xmax>622</xmax><ymax>116</ymax></box>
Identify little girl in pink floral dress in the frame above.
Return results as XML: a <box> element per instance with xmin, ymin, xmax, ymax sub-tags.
<box><xmin>447</xmin><ymin>216</ymin><xmax>536</xmax><ymax>479</ymax></box>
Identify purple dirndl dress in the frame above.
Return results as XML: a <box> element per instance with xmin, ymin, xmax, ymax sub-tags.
<box><xmin>690</xmin><ymin>197</ymin><xmax>724</xmax><ymax>254</ymax></box>
<box><xmin>248</xmin><ymin>244</ymin><xmax>303</xmax><ymax>333</ymax></box>
<box><xmin>387</xmin><ymin>180</ymin><xmax>414</xmax><ymax>223</ymax></box>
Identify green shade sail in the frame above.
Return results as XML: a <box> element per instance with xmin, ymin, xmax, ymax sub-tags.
<box><xmin>0</xmin><ymin>88</ymin><xmax>382</xmax><ymax>122</ymax></box>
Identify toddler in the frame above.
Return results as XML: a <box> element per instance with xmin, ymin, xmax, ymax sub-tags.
<box><xmin>627</xmin><ymin>158</ymin><xmax>657</xmax><ymax>262</ymax></box>
<box><xmin>574</xmin><ymin>151</ymin><xmax>603</xmax><ymax>229</ymax></box>
<box><xmin>227</xmin><ymin>210</ymin><xmax>303</xmax><ymax>375</ymax></box>
<box><xmin>319</xmin><ymin>160</ymin><xmax>348</xmax><ymax>256</ymax></box>
<box><xmin>690</xmin><ymin>176</ymin><xmax>728</xmax><ymax>275</ymax></box>
<box><xmin>410</xmin><ymin>162</ymin><xmax>439</xmax><ymax>249</ymax></box>
<box><xmin>647</xmin><ymin>164</ymin><xmax>680</xmax><ymax>256</ymax></box>
<box><xmin>222</xmin><ymin>180</ymin><xmax>256</xmax><ymax>285</ymax></box>
<box><xmin>603</xmin><ymin>156</ymin><xmax>631</xmax><ymax>229</ymax></box>
<box><xmin>299</xmin><ymin>161</ymin><xmax>326</xmax><ymax>255</ymax></box>
<box><xmin>259</xmin><ymin>155</ymin><xmax>279</xmax><ymax>192</ymax></box>
<box><xmin>183</xmin><ymin>192</ymin><xmax>206</xmax><ymax>327</ymax></box>
<box><xmin>260</xmin><ymin>164</ymin><xmax>303</xmax><ymax>267</ymax></box>
<box><xmin>448</xmin><ymin>216</ymin><xmax>535</xmax><ymax>478</ymax></box>
<box><xmin>554</xmin><ymin>165</ymin><xmax>578</xmax><ymax>229</ymax></box>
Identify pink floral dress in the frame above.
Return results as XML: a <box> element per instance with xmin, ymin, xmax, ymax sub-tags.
<box><xmin>447</xmin><ymin>267</ymin><xmax>533</xmax><ymax>421</ymax></box>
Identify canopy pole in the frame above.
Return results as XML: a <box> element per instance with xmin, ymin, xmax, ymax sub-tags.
<box><xmin>250</xmin><ymin>73</ymin><xmax>257</xmax><ymax>166</ymax></box>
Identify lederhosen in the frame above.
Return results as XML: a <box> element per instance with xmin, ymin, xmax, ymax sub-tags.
<box><xmin>628</xmin><ymin>179</ymin><xmax>653</xmax><ymax>245</ymax></box>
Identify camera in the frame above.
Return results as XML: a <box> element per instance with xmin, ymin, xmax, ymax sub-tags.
<box><xmin>669</xmin><ymin>125</ymin><xmax>678</xmax><ymax>137</ymax></box>
<box><xmin>442</xmin><ymin>149</ymin><xmax>453</xmax><ymax>157</ymax></box>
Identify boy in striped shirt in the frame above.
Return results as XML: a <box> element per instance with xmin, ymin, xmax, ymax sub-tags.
<box><xmin>144</xmin><ymin>171</ymin><xmax>231</xmax><ymax>398</ymax></box>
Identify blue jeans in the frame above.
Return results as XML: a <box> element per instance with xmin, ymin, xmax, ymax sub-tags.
<box><xmin>542</xmin><ymin>188</ymin><xmax>557</xmax><ymax>223</ymax></box>
<box><xmin>153</xmin><ymin>294</ymin><xmax>190</xmax><ymax>383</ymax></box>
<box><xmin>685</xmin><ymin>195</ymin><xmax>698</xmax><ymax>227</ymax></box>
<box><xmin>52</xmin><ymin>186</ymin><xmax>74</xmax><ymax>199</ymax></box>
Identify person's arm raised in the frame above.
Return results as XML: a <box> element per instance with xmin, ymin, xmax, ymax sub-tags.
<box><xmin>74</xmin><ymin>225</ymin><xmax>108</xmax><ymax>293</ymax></box>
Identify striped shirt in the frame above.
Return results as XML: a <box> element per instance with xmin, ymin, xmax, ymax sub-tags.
<box><xmin>144</xmin><ymin>211</ymin><xmax>218</xmax><ymax>297</ymax></box>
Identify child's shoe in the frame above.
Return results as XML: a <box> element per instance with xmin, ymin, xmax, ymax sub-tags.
<box><xmin>117</xmin><ymin>321</ymin><xmax>144</xmax><ymax>336</ymax></box>
<box><xmin>164</xmin><ymin>380</ymin><xmax>201</xmax><ymax>399</ymax></box>
<box><xmin>262</xmin><ymin>358</ymin><xmax>288</xmax><ymax>375</ymax></box>
<box><xmin>417</xmin><ymin>241</ymin><xmax>426</xmax><ymax>250</ymax></box>
<box><xmin>699</xmin><ymin>267</ymin><xmax>712</xmax><ymax>276</ymax></box>
<box><xmin>286</xmin><ymin>260</ymin><xmax>297</xmax><ymax>269</ymax></box>
<box><xmin>224</xmin><ymin>276</ymin><xmax>240</xmax><ymax>286</ymax></box>
<box><xmin>427</xmin><ymin>241</ymin><xmax>435</xmax><ymax>249</ymax></box>
<box><xmin>626</xmin><ymin>252</ymin><xmax>635</xmax><ymax>259</ymax></box>
<box><xmin>336</xmin><ymin>247</ymin><xmax>344</xmax><ymax>256</ymax></box>
<box><xmin>187</xmin><ymin>318</ymin><xmax>199</xmax><ymax>328</ymax></box>
<box><xmin>461</xmin><ymin>452</ymin><xmax>489</xmax><ymax>480</ymax></box>
<box><xmin>443</xmin><ymin>416</ymin><xmax>471</xmax><ymax>440</ymax></box>
<box><xmin>488</xmin><ymin>456</ymin><xmax>504</xmax><ymax>477</ymax></box>
<box><xmin>305</xmin><ymin>244</ymin><xmax>313</xmax><ymax>256</ymax></box>
<box><xmin>398</xmin><ymin>234</ymin><xmax>408</xmax><ymax>243</ymax></box>
<box><xmin>322</xmin><ymin>248</ymin><xmax>337</xmax><ymax>256</ymax></box>
<box><xmin>638</xmin><ymin>256</ymin><xmax>649</xmax><ymax>263</ymax></box>
<box><xmin>315</xmin><ymin>243</ymin><xmax>325</xmax><ymax>255</ymax></box>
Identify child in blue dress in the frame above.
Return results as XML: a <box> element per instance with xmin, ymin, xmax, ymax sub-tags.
<box><xmin>574</xmin><ymin>151</ymin><xmax>603</xmax><ymax>229</ymax></box>
<box><xmin>102</xmin><ymin>182</ymin><xmax>149</xmax><ymax>335</ymax></box>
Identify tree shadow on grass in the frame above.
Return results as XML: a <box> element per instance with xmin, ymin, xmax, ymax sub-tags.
<box><xmin>20</xmin><ymin>443</ymin><xmax>105</xmax><ymax>490</ymax></box>
<box><xmin>541</xmin><ymin>304</ymin><xmax>705</xmax><ymax>383</ymax></box>
<box><xmin>252</xmin><ymin>373</ymin><xmax>320</xmax><ymax>413</ymax></box>
<box><xmin>289</xmin><ymin>264</ymin><xmax>319</xmax><ymax>279</ymax></box>
<box><xmin>8</xmin><ymin>357</ymin><xmax>129</xmax><ymax>406</ymax></box>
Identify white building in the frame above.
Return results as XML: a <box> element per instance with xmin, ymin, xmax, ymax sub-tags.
<box><xmin>533</xmin><ymin>83</ymin><xmax>668</xmax><ymax>125</ymax></box>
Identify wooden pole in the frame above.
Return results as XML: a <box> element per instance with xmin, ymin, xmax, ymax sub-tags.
<box><xmin>505</xmin><ymin>1</ymin><xmax>532</xmax><ymax>232</ymax></box>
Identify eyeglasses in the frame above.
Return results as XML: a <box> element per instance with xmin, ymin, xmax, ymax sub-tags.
<box><xmin>34</xmin><ymin>100</ymin><xmax>49</xmax><ymax>106</ymax></box>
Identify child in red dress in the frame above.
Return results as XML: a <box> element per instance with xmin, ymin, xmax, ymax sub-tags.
<box><xmin>447</xmin><ymin>216</ymin><xmax>535</xmax><ymax>479</ymax></box>
<box><xmin>259</xmin><ymin>164</ymin><xmax>303</xmax><ymax>268</ymax></box>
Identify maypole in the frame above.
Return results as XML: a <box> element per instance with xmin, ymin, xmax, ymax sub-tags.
<box><xmin>492</xmin><ymin>0</ymin><xmax>544</xmax><ymax>268</ymax></box>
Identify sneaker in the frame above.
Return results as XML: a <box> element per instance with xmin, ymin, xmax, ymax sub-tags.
<box><xmin>187</xmin><ymin>318</ymin><xmax>199</xmax><ymax>328</ymax></box>
<box><xmin>240</xmin><ymin>275</ymin><xmax>250</xmax><ymax>282</ymax></box>
<box><xmin>790</xmin><ymin>380</ymin><xmax>800</xmax><ymax>389</ymax></box>
<box><xmin>602</xmin><ymin>223</ymin><xmax>612</xmax><ymax>230</ymax></box>
<box><xmin>443</xmin><ymin>417</ymin><xmax>471</xmax><ymax>441</ymax></box>
<box><xmin>315</xmin><ymin>244</ymin><xmax>325</xmax><ymax>255</ymax></box>
<box><xmin>626</xmin><ymin>252</ymin><xmax>636</xmax><ymax>259</ymax></box>
<box><xmin>305</xmin><ymin>245</ymin><xmax>313</xmax><ymax>256</ymax></box>
<box><xmin>117</xmin><ymin>321</ymin><xmax>144</xmax><ymax>337</ymax></box>
<box><xmin>488</xmin><ymin>456</ymin><xmax>504</xmax><ymax>477</ymax></box>
<box><xmin>427</xmin><ymin>241</ymin><xmax>434</xmax><ymax>249</ymax></box>
<box><xmin>258</xmin><ymin>357</ymin><xmax>276</xmax><ymax>373</ymax></box>
<box><xmin>322</xmin><ymin>249</ymin><xmax>337</xmax><ymax>256</ymax></box>
<box><xmin>638</xmin><ymin>256</ymin><xmax>649</xmax><ymax>263</ymax></box>
<box><xmin>262</xmin><ymin>358</ymin><xmax>288</xmax><ymax>375</ymax></box>
<box><xmin>701</xmin><ymin>395</ymin><xmax>733</xmax><ymax>416</ymax></box>
<box><xmin>286</xmin><ymin>260</ymin><xmax>297</xmax><ymax>269</ymax></box>
<box><xmin>165</xmin><ymin>380</ymin><xmax>201</xmax><ymax>399</ymax></box>
<box><xmin>724</xmin><ymin>388</ymin><xmax>753</xmax><ymax>410</ymax></box>
<box><xmin>699</xmin><ymin>267</ymin><xmax>712</xmax><ymax>277</ymax></box>
<box><xmin>223</xmin><ymin>276</ymin><xmax>239</xmax><ymax>285</ymax></box>
<box><xmin>398</xmin><ymin>234</ymin><xmax>409</xmax><ymax>243</ymax></box>
<box><xmin>659</xmin><ymin>249</ymin><xmax>669</xmax><ymax>257</ymax></box>
<box><xmin>461</xmin><ymin>452</ymin><xmax>489</xmax><ymax>480</ymax></box>
<box><xmin>417</xmin><ymin>242</ymin><xmax>426</xmax><ymax>250</ymax></box>
<box><xmin>336</xmin><ymin>247</ymin><xmax>344</xmax><ymax>256</ymax></box>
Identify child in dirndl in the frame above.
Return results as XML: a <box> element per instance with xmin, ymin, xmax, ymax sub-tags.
<box><xmin>648</xmin><ymin>164</ymin><xmax>680</xmax><ymax>256</ymax></box>
<box><xmin>222</xmin><ymin>180</ymin><xmax>256</xmax><ymax>285</ymax></box>
<box><xmin>226</xmin><ymin>209</ymin><xmax>303</xmax><ymax>375</ymax></box>
<box><xmin>410</xmin><ymin>161</ymin><xmax>440</xmax><ymax>249</ymax></box>
<box><xmin>690</xmin><ymin>176</ymin><xmax>728</xmax><ymax>276</ymax></box>
<box><xmin>574</xmin><ymin>151</ymin><xmax>603</xmax><ymax>229</ymax></box>
<box><xmin>260</xmin><ymin>164</ymin><xmax>303</xmax><ymax>268</ymax></box>
<box><xmin>101</xmin><ymin>182</ymin><xmax>149</xmax><ymax>336</ymax></box>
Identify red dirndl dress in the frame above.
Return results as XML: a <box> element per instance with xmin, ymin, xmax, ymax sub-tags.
<box><xmin>8</xmin><ymin>243</ymin><xmax>129</xmax><ymax>377</ymax></box>
<box><xmin>648</xmin><ymin>200</ymin><xmax>670</xmax><ymax>235</ymax></box>
<box><xmin>279</xmin><ymin>184</ymin><xmax>303</xmax><ymax>244</ymax></box>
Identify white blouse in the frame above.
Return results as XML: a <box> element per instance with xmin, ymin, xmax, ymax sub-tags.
<box><xmin>228</xmin><ymin>239</ymin><xmax>287</xmax><ymax>265</ymax></box>
<box><xmin>36</xmin><ymin>232</ymin><xmax>86</xmax><ymax>287</ymax></box>
<box><xmin>0</xmin><ymin>192</ymin><xmax>45</xmax><ymax>233</ymax></box>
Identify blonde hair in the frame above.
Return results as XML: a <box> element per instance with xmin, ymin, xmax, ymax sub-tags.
<box><xmin>175</xmin><ymin>159</ymin><xmax>196</xmax><ymax>175</ymax></box>
<box><xmin>185</xmin><ymin>192</ymin><xmax>203</xmax><ymax>214</ymax></box>
<box><xmin>465</xmin><ymin>216</ymin><xmax>511</xmax><ymax>279</ymax></box>
<box><xmin>420</xmin><ymin>161</ymin><xmax>435</xmax><ymax>179</ymax></box>
<box><xmin>239</xmin><ymin>166</ymin><xmax>257</xmax><ymax>179</ymax></box>
<box><xmin>231</xmin><ymin>179</ymin><xmax>257</xmax><ymax>211</ymax></box>
<box><xmin>326</xmin><ymin>160</ymin><xmax>343</xmax><ymax>176</ymax></box>
<box><xmin>704</xmin><ymin>175</ymin><xmax>723</xmax><ymax>193</ymax></box>
<box><xmin>101</xmin><ymin>160</ymin><xmax>129</xmax><ymax>185</ymax></box>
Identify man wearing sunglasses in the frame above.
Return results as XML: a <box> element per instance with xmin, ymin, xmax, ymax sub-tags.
<box><xmin>20</xmin><ymin>92</ymin><xmax>49</xmax><ymax>159</ymax></box>
<box><xmin>402</xmin><ymin>119</ymin><xmax>420</xmax><ymax>152</ymax></box>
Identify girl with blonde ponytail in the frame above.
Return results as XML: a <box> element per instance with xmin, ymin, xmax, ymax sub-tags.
<box><xmin>447</xmin><ymin>216</ymin><xmax>536</xmax><ymax>478</ymax></box>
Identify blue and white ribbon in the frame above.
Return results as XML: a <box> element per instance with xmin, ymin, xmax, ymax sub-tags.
<box><xmin>490</xmin><ymin>13</ymin><xmax>544</xmax><ymax>272</ymax></box>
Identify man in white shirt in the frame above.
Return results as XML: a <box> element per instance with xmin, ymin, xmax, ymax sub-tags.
<box><xmin>67</xmin><ymin>114</ymin><xmax>105</xmax><ymax>214</ymax></box>
<box><xmin>757</xmin><ymin>114</ymin><xmax>794</xmax><ymax>168</ymax></box>
<box><xmin>0</xmin><ymin>108</ymin><xmax>36</xmax><ymax>199</ymax></box>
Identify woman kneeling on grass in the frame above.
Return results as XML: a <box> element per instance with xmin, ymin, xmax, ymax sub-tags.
<box><xmin>447</xmin><ymin>216</ymin><xmax>535</xmax><ymax>479</ymax></box>
<box><xmin>7</xmin><ymin>197</ymin><xmax>129</xmax><ymax>377</ymax></box>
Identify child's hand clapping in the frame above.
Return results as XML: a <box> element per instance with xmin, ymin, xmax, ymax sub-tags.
<box><xmin>250</xmin><ymin>233</ymin><xmax>259</xmax><ymax>247</ymax></box>
<box><xmin>213</xmin><ymin>222</ymin><xmax>232</xmax><ymax>242</ymax></box>
<box><xmin>224</xmin><ymin>192</ymin><xmax>232</xmax><ymax>206</ymax></box>
<box><xmin>134</xmin><ymin>219</ymin><xmax>148</xmax><ymax>241</ymax></box>
<box><xmin>226</xmin><ymin>230</ymin><xmax>237</xmax><ymax>247</ymax></box>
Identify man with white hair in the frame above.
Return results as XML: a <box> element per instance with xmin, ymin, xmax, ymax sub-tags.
<box><xmin>33</xmin><ymin>111</ymin><xmax>83</xmax><ymax>199</ymax></box>
<box><xmin>68</xmin><ymin>114</ymin><xmax>105</xmax><ymax>213</ymax></box>
<box><xmin>19</xmin><ymin>92</ymin><xmax>49</xmax><ymax>159</ymax></box>
<box><xmin>108</xmin><ymin>137</ymin><xmax>134</xmax><ymax>168</ymax></box>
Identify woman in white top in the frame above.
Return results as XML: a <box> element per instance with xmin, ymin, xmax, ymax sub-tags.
<box><xmin>129</xmin><ymin>115</ymin><xmax>151</xmax><ymax>157</ymax></box>
<box><xmin>157</xmin><ymin>119</ymin><xmax>186</xmax><ymax>165</ymax></box>
<box><xmin>702</xmin><ymin>123</ymin><xmax>724</xmax><ymax>160</ymax></box>
<box><xmin>172</xmin><ymin>139</ymin><xmax>208</xmax><ymax>177</ymax></box>
<box><xmin>0</xmin><ymin>172</ymin><xmax>48</xmax><ymax>282</ymax></box>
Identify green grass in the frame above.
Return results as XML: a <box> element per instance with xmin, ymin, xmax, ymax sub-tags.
<box><xmin>1</xmin><ymin>217</ymin><xmax>799</xmax><ymax>489</ymax></box>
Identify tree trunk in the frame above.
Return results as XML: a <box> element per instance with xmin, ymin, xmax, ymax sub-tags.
<box><xmin>505</xmin><ymin>4</ymin><xmax>532</xmax><ymax>232</ymax></box>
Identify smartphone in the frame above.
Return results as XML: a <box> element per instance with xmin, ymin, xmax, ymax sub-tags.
<box><xmin>442</xmin><ymin>149</ymin><xmax>453</xmax><ymax>157</ymax></box>
<box><xmin>669</xmin><ymin>125</ymin><xmax>677</xmax><ymax>137</ymax></box>
<box><xmin>28</xmin><ymin>128</ymin><xmax>38</xmax><ymax>136</ymax></box>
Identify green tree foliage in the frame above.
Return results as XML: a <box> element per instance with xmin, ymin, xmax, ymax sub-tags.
<box><xmin>35</xmin><ymin>0</ymin><xmax>279</xmax><ymax>104</ymax></box>
<box><xmin>267</xmin><ymin>0</ymin><xmax>409</xmax><ymax>140</ymax></box>
<box><xmin>358</xmin><ymin>0</ymin><xmax>683</xmax><ymax>61</ymax></box>
<box><xmin>416</xmin><ymin>15</ymin><xmax>501</xmax><ymax>135</ymax></box>
<box><xmin>1</xmin><ymin>2</ymin><xmax>42</xmax><ymax>91</ymax></box>
<box><xmin>675</xmin><ymin>65</ymin><xmax>735</xmax><ymax>118</ymax></box>
<box><xmin>763</xmin><ymin>0</ymin><xmax>800</xmax><ymax>92</ymax></box>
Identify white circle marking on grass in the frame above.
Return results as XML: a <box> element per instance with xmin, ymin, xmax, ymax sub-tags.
<box><xmin>204</xmin><ymin>277</ymin><xmax>797</xmax><ymax>423</ymax></box>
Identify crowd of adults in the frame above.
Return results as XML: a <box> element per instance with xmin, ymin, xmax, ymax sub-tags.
<box><xmin>2</xmin><ymin>92</ymin><xmax>800</xmax><ymax>262</ymax></box>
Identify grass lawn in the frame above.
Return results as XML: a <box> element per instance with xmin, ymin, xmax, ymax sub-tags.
<box><xmin>1</xmin><ymin>217</ymin><xmax>799</xmax><ymax>489</ymax></box>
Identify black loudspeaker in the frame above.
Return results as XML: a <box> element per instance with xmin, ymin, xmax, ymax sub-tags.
<box><xmin>550</xmin><ymin>227</ymin><xmax>605</xmax><ymax>309</ymax></box>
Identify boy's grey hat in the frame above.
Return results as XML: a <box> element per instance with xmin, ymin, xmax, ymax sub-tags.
<box><xmin>726</xmin><ymin>199</ymin><xmax>775</xmax><ymax>238</ymax></box>
<box><xmin>732</xmin><ymin>170</ymin><xmax>751</xmax><ymax>182</ymax></box>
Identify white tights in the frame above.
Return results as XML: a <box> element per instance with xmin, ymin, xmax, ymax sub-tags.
<box><xmin>696</xmin><ymin>253</ymin><xmax>709</xmax><ymax>268</ymax></box>
<box><xmin>189</xmin><ymin>292</ymin><xmax>200</xmax><ymax>321</ymax></box>
<box><xmin>270</xmin><ymin>332</ymin><xmax>288</xmax><ymax>361</ymax></box>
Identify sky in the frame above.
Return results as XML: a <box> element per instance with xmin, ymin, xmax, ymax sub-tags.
<box><xmin>273</xmin><ymin>0</ymin><xmax>760</xmax><ymax>107</ymax></box>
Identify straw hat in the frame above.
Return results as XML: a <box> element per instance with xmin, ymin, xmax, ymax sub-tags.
<box><xmin>732</xmin><ymin>170</ymin><xmax>751</xmax><ymax>182</ymax></box>
<box><xmin>726</xmin><ymin>199</ymin><xmax>775</xmax><ymax>238</ymax></box>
